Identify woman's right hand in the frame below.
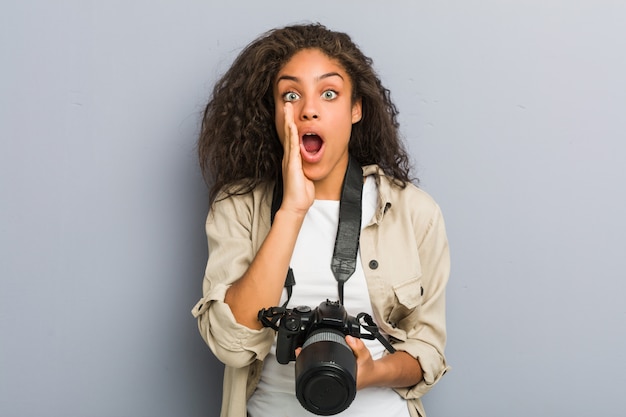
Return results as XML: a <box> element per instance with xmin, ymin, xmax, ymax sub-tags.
<box><xmin>280</xmin><ymin>102</ymin><xmax>315</xmax><ymax>216</ymax></box>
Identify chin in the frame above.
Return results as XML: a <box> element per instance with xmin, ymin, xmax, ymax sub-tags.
<box><xmin>302</xmin><ymin>166</ymin><xmax>327</xmax><ymax>182</ymax></box>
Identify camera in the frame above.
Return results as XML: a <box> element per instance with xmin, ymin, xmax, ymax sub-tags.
<box><xmin>258</xmin><ymin>300</ymin><xmax>362</xmax><ymax>415</ymax></box>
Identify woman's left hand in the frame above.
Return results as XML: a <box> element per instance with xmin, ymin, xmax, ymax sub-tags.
<box><xmin>345</xmin><ymin>335</ymin><xmax>424</xmax><ymax>390</ymax></box>
<box><xmin>345</xmin><ymin>335</ymin><xmax>377</xmax><ymax>390</ymax></box>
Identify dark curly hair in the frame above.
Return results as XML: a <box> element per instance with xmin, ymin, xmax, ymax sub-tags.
<box><xmin>198</xmin><ymin>23</ymin><xmax>414</xmax><ymax>203</ymax></box>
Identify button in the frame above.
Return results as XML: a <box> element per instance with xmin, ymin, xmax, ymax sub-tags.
<box><xmin>285</xmin><ymin>316</ymin><xmax>299</xmax><ymax>331</ymax></box>
<box><xmin>369</xmin><ymin>260</ymin><xmax>379</xmax><ymax>269</ymax></box>
<box><xmin>294</xmin><ymin>305</ymin><xmax>311</xmax><ymax>314</ymax></box>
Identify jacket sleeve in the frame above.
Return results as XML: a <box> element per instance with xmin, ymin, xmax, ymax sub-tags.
<box><xmin>191</xmin><ymin>193</ymin><xmax>275</xmax><ymax>368</ymax></box>
<box><xmin>392</xmin><ymin>200</ymin><xmax>450</xmax><ymax>399</ymax></box>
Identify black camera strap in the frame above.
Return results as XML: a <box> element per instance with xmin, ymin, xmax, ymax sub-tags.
<box><xmin>357</xmin><ymin>312</ymin><xmax>397</xmax><ymax>354</ymax></box>
<box><xmin>258</xmin><ymin>306</ymin><xmax>287</xmax><ymax>331</ymax></box>
<box><xmin>271</xmin><ymin>154</ymin><xmax>363</xmax><ymax>306</ymax></box>
<box><xmin>331</xmin><ymin>154</ymin><xmax>363</xmax><ymax>305</ymax></box>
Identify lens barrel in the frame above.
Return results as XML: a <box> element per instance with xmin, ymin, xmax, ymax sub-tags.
<box><xmin>295</xmin><ymin>329</ymin><xmax>357</xmax><ymax>416</ymax></box>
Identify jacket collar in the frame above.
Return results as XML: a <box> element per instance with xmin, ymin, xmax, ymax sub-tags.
<box><xmin>362</xmin><ymin>164</ymin><xmax>393</xmax><ymax>225</ymax></box>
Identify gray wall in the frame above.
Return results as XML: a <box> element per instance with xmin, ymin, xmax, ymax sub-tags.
<box><xmin>2</xmin><ymin>1</ymin><xmax>625</xmax><ymax>416</ymax></box>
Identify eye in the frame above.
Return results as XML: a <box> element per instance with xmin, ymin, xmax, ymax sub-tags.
<box><xmin>282</xmin><ymin>91</ymin><xmax>300</xmax><ymax>102</ymax></box>
<box><xmin>322</xmin><ymin>90</ymin><xmax>338</xmax><ymax>100</ymax></box>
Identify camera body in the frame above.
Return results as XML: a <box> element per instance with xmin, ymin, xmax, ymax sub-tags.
<box><xmin>275</xmin><ymin>299</ymin><xmax>361</xmax><ymax>364</ymax></box>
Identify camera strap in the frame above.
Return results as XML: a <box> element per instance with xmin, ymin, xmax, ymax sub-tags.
<box><xmin>271</xmin><ymin>154</ymin><xmax>363</xmax><ymax>306</ymax></box>
<box><xmin>357</xmin><ymin>312</ymin><xmax>397</xmax><ymax>354</ymax></box>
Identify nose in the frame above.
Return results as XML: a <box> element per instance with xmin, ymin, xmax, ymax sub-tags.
<box><xmin>299</xmin><ymin>97</ymin><xmax>319</xmax><ymax>120</ymax></box>
<box><xmin>301</xmin><ymin>111</ymin><xmax>318</xmax><ymax>120</ymax></box>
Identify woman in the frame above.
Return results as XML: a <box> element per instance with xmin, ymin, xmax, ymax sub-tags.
<box><xmin>192</xmin><ymin>23</ymin><xmax>450</xmax><ymax>417</ymax></box>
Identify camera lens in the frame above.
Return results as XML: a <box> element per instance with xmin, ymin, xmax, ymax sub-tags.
<box><xmin>295</xmin><ymin>329</ymin><xmax>357</xmax><ymax>416</ymax></box>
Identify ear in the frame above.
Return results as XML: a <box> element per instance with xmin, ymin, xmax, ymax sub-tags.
<box><xmin>351</xmin><ymin>98</ymin><xmax>362</xmax><ymax>124</ymax></box>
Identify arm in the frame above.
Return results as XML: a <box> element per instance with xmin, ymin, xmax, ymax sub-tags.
<box><xmin>192</xmin><ymin>102</ymin><xmax>313</xmax><ymax>365</ymax></box>
<box><xmin>352</xmin><ymin>188</ymin><xmax>450</xmax><ymax>395</ymax></box>
<box><xmin>224</xmin><ymin>102</ymin><xmax>315</xmax><ymax>329</ymax></box>
<box><xmin>346</xmin><ymin>336</ymin><xmax>423</xmax><ymax>390</ymax></box>
<box><xmin>224</xmin><ymin>208</ymin><xmax>305</xmax><ymax>329</ymax></box>
<box><xmin>393</xmin><ymin>200</ymin><xmax>450</xmax><ymax>397</ymax></box>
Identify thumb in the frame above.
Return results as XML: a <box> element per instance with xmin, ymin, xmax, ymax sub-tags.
<box><xmin>345</xmin><ymin>335</ymin><xmax>363</xmax><ymax>354</ymax></box>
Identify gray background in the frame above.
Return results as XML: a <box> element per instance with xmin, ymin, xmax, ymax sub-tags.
<box><xmin>2</xmin><ymin>1</ymin><xmax>625</xmax><ymax>416</ymax></box>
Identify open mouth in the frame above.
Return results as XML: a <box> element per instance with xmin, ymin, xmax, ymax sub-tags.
<box><xmin>302</xmin><ymin>133</ymin><xmax>323</xmax><ymax>154</ymax></box>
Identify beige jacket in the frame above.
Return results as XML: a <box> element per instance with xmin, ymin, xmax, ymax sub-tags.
<box><xmin>192</xmin><ymin>165</ymin><xmax>450</xmax><ymax>417</ymax></box>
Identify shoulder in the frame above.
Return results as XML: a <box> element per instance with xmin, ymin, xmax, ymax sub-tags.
<box><xmin>209</xmin><ymin>181</ymin><xmax>274</xmax><ymax>221</ymax></box>
<box><xmin>363</xmin><ymin>164</ymin><xmax>441</xmax><ymax>215</ymax></box>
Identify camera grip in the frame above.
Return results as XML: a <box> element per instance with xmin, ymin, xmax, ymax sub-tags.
<box><xmin>276</xmin><ymin>329</ymin><xmax>298</xmax><ymax>364</ymax></box>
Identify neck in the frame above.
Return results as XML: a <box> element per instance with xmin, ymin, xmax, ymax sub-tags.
<box><xmin>313</xmin><ymin>180</ymin><xmax>342</xmax><ymax>200</ymax></box>
<box><xmin>312</xmin><ymin>157</ymin><xmax>350</xmax><ymax>201</ymax></box>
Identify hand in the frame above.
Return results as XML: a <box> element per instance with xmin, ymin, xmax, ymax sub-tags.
<box><xmin>346</xmin><ymin>336</ymin><xmax>424</xmax><ymax>390</ymax></box>
<box><xmin>280</xmin><ymin>102</ymin><xmax>315</xmax><ymax>216</ymax></box>
<box><xmin>345</xmin><ymin>335</ymin><xmax>377</xmax><ymax>390</ymax></box>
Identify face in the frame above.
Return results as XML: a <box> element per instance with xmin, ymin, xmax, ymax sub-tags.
<box><xmin>274</xmin><ymin>48</ymin><xmax>362</xmax><ymax>198</ymax></box>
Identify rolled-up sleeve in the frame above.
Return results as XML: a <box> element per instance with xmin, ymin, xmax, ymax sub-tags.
<box><xmin>191</xmin><ymin>190</ymin><xmax>275</xmax><ymax>368</ymax></box>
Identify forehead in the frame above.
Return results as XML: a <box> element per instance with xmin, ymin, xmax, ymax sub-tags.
<box><xmin>276</xmin><ymin>48</ymin><xmax>349</xmax><ymax>81</ymax></box>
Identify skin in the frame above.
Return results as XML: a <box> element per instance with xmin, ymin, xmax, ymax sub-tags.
<box><xmin>224</xmin><ymin>48</ymin><xmax>423</xmax><ymax>391</ymax></box>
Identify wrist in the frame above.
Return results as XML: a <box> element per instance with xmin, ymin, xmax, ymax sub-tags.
<box><xmin>275</xmin><ymin>206</ymin><xmax>308</xmax><ymax>222</ymax></box>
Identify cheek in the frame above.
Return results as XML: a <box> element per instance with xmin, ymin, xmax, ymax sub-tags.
<box><xmin>337</xmin><ymin>111</ymin><xmax>356</xmax><ymax>135</ymax></box>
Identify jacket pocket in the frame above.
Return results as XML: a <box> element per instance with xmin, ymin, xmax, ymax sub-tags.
<box><xmin>393</xmin><ymin>276</ymin><xmax>423</xmax><ymax>309</ymax></box>
<box><xmin>386</xmin><ymin>276</ymin><xmax>423</xmax><ymax>330</ymax></box>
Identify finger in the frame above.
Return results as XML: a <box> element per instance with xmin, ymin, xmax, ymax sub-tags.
<box><xmin>283</xmin><ymin>102</ymin><xmax>294</xmax><ymax>146</ymax></box>
<box><xmin>346</xmin><ymin>335</ymin><xmax>365</xmax><ymax>356</ymax></box>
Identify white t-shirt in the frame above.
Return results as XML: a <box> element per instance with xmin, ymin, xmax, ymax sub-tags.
<box><xmin>247</xmin><ymin>176</ymin><xmax>410</xmax><ymax>417</ymax></box>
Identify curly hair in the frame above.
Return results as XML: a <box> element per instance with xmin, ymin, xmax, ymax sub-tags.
<box><xmin>198</xmin><ymin>23</ymin><xmax>414</xmax><ymax>203</ymax></box>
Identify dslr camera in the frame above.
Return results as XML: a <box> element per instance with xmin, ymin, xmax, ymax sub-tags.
<box><xmin>258</xmin><ymin>300</ymin><xmax>373</xmax><ymax>416</ymax></box>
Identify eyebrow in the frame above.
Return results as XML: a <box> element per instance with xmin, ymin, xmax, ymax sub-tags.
<box><xmin>276</xmin><ymin>72</ymin><xmax>344</xmax><ymax>84</ymax></box>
